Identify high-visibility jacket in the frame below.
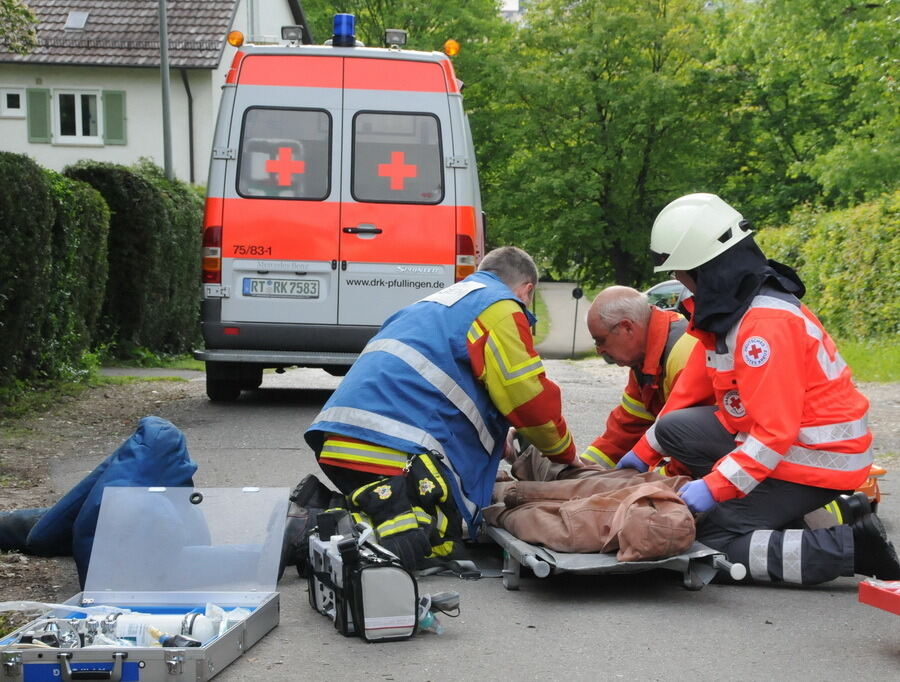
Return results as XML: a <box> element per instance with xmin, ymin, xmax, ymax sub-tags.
<box><xmin>632</xmin><ymin>289</ymin><xmax>872</xmax><ymax>502</ymax></box>
<box><xmin>305</xmin><ymin>270</ymin><xmax>574</xmax><ymax>527</ymax></box>
<box><xmin>580</xmin><ymin>308</ymin><xmax>697</xmax><ymax>467</ymax></box>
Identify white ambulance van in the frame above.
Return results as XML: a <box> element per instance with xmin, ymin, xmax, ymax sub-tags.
<box><xmin>195</xmin><ymin>16</ymin><xmax>485</xmax><ymax>400</ymax></box>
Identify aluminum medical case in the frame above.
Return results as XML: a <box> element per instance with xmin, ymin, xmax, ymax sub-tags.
<box><xmin>1</xmin><ymin>486</ymin><xmax>288</xmax><ymax>681</ymax></box>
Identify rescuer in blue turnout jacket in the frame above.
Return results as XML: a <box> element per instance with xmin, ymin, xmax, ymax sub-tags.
<box><xmin>305</xmin><ymin>246</ymin><xmax>577</xmax><ymax>569</ymax></box>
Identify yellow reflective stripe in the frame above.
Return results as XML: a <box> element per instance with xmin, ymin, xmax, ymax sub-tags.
<box><xmin>428</xmin><ymin>540</ymin><xmax>455</xmax><ymax>557</ymax></box>
<box><xmin>412</xmin><ymin>506</ymin><xmax>433</xmax><ymax>526</ymax></box>
<box><xmin>579</xmin><ymin>446</ymin><xmax>615</xmax><ymax>468</ymax></box>
<box><xmin>541</xmin><ymin>431</ymin><xmax>573</xmax><ymax>457</ymax></box>
<box><xmin>434</xmin><ymin>507</ymin><xmax>448</xmax><ymax>535</ymax></box>
<box><xmin>323</xmin><ymin>438</ymin><xmax>407</xmax><ymax>457</ymax></box>
<box><xmin>824</xmin><ymin>500</ymin><xmax>843</xmax><ymax>525</ymax></box>
<box><xmin>467</xmin><ymin>319</ymin><xmax>486</xmax><ymax>344</ymax></box>
<box><xmin>419</xmin><ymin>454</ymin><xmax>449</xmax><ymax>503</ymax></box>
<box><xmin>377</xmin><ymin>512</ymin><xmax>418</xmax><ymax>537</ymax></box>
<box><xmin>485</xmin><ymin>334</ymin><xmax>545</xmax><ymax>384</ymax></box>
<box><xmin>320</xmin><ymin>451</ymin><xmax>407</xmax><ymax>469</ymax></box>
<box><xmin>620</xmin><ymin>393</ymin><xmax>655</xmax><ymax>422</ymax></box>
<box><xmin>351</xmin><ymin>511</ymin><xmax>373</xmax><ymax>526</ymax></box>
<box><xmin>349</xmin><ymin>479</ymin><xmax>385</xmax><ymax>507</ymax></box>
<box><xmin>321</xmin><ymin>438</ymin><xmax>409</xmax><ymax>468</ymax></box>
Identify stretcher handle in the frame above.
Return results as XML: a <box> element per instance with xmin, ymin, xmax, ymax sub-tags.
<box><xmin>713</xmin><ymin>555</ymin><xmax>747</xmax><ymax>581</ymax></box>
<box><xmin>523</xmin><ymin>553</ymin><xmax>551</xmax><ymax>578</ymax></box>
<box><xmin>58</xmin><ymin>651</ymin><xmax>126</xmax><ymax>681</ymax></box>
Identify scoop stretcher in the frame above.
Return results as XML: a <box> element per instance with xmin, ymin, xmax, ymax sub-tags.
<box><xmin>485</xmin><ymin>525</ymin><xmax>747</xmax><ymax>591</ymax></box>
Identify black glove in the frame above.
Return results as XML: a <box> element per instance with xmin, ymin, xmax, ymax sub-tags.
<box><xmin>378</xmin><ymin>527</ymin><xmax>431</xmax><ymax>571</ymax></box>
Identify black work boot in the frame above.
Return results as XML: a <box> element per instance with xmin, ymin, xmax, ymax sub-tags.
<box><xmin>836</xmin><ymin>491</ymin><xmax>872</xmax><ymax>525</ymax></box>
<box><xmin>853</xmin><ymin>513</ymin><xmax>900</xmax><ymax>580</ymax></box>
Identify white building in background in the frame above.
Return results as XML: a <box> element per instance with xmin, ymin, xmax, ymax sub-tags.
<box><xmin>0</xmin><ymin>0</ymin><xmax>297</xmax><ymax>185</ymax></box>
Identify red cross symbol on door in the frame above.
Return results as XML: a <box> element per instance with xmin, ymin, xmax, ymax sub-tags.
<box><xmin>265</xmin><ymin>147</ymin><xmax>305</xmax><ymax>186</ymax></box>
<box><xmin>378</xmin><ymin>151</ymin><xmax>417</xmax><ymax>190</ymax></box>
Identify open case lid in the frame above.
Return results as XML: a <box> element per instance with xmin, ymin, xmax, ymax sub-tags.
<box><xmin>83</xmin><ymin>487</ymin><xmax>289</xmax><ymax>605</ymax></box>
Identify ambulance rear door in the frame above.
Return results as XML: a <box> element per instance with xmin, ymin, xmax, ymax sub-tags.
<box><xmin>337</xmin><ymin>56</ymin><xmax>457</xmax><ymax>326</ymax></box>
<box><xmin>219</xmin><ymin>54</ymin><xmax>343</xmax><ymax>327</ymax></box>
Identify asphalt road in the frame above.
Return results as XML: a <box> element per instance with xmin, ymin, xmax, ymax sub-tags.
<box><xmin>70</xmin><ymin>291</ymin><xmax>900</xmax><ymax>681</ymax></box>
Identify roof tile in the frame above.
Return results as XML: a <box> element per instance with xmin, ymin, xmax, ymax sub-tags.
<box><xmin>0</xmin><ymin>0</ymin><xmax>242</xmax><ymax>68</ymax></box>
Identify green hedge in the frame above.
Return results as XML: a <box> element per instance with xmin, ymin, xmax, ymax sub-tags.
<box><xmin>757</xmin><ymin>190</ymin><xmax>899</xmax><ymax>339</ymax></box>
<box><xmin>133</xmin><ymin>161</ymin><xmax>203</xmax><ymax>353</ymax></box>
<box><xmin>64</xmin><ymin>161</ymin><xmax>202</xmax><ymax>355</ymax></box>
<box><xmin>0</xmin><ymin>154</ymin><xmax>112</xmax><ymax>393</ymax></box>
<box><xmin>0</xmin><ymin>153</ymin><xmax>54</xmax><ymax>384</ymax></box>
<box><xmin>38</xmin><ymin>172</ymin><xmax>110</xmax><ymax>379</ymax></box>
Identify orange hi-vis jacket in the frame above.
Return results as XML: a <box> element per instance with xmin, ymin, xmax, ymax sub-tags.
<box><xmin>580</xmin><ymin>308</ymin><xmax>697</xmax><ymax>467</ymax></box>
<box><xmin>632</xmin><ymin>292</ymin><xmax>872</xmax><ymax>502</ymax></box>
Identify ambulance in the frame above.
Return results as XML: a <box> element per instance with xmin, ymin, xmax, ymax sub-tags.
<box><xmin>195</xmin><ymin>15</ymin><xmax>485</xmax><ymax>401</ymax></box>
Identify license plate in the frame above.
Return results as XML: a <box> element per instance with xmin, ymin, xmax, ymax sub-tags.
<box><xmin>242</xmin><ymin>277</ymin><xmax>320</xmax><ymax>299</ymax></box>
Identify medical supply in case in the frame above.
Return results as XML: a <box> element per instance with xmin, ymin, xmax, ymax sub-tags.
<box><xmin>0</xmin><ymin>486</ymin><xmax>288</xmax><ymax>680</ymax></box>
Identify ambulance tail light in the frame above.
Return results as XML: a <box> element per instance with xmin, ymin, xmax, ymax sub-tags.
<box><xmin>456</xmin><ymin>234</ymin><xmax>476</xmax><ymax>281</ymax></box>
<box><xmin>202</xmin><ymin>226</ymin><xmax>222</xmax><ymax>284</ymax></box>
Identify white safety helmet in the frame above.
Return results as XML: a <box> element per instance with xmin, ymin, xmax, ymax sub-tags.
<box><xmin>650</xmin><ymin>193</ymin><xmax>753</xmax><ymax>272</ymax></box>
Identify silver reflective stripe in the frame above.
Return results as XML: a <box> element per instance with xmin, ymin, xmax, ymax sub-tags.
<box><xmin>319</xmin><ymin>444</ymin><xmax>408</xmax><ymax>466</ymax></box>
<box><xmin>749</xmin><ymin>530</ymin><xmax>773</xmax><ymax>581</ymax></box>
<box><xmin>799</xmin><ymin>416</ymin><xmax>868</xmax><ymax>445</ymax></box>
<box><xmin>316</xmin><ymin>406</ymin><xmax>480</xmax><ymax>519</ymax></box>
<box><xmin>718</xmin><ymin>456</ymin><xmax>759</xmax><ymax>495</ymax></box>
<box><xmin>736</xmin><ymin>438</ymin><xmax>871</xmax><ymax>473</ymax></box>
<box><xmin>737</xmin><ymin>436</ymin><xmax>782</xmax><ymax>470</ymax></box>
<box><xmin>361</xmin><ymin>338</ymin><xmax>495</xmax><ymax>454</ymax></box>
<box><xmin>706</xmin><ymin>328</ymin><xmax>740</xmax><ymax>369</ymax></box>
<box><xmin>421</xmin><ymin>280</ymin><xmax>485</xmax><ymax>306</ymax></box>
<box><xmin>644</xmin><ymin>423</ymin><xmax>660</xmax><ymax>452</ymax></box>
<box><xmin>317</xmin><ymin>406</ymin><xmax>445</xmax><ymax>455</ymax></box>
<box><xmin>750</xmin><ymin>296</ymin><xmax>847</xmax><ymax>380</ymax></box>
<box><xmin>485</xmin><ymin>334</ymin><xmax>544</xmax><ymax>380</ymax></box>
<box><xmin>705</xmin><ymin>349</ymin><xmax>733</xmax><ymax>371</ymax></box>
<box><xmin>782</xmin><ymin>529</ymin><xmax>804</xmax><ymax>584</ymax></box>
<box><xmin>784</xmin><ymin>444</ymin><xmax>873</xmax><ymax>471</ymax></box>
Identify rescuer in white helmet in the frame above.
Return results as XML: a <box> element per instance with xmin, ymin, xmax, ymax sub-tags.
<box><xmin>616</xmin><ymin>192</ymin><xmax>899</xmax><ymax>585</ymax></box>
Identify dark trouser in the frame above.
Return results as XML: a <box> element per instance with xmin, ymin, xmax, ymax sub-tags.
<box><xmin>655</xmin><ymin>406</ymin><xmax>855</xmax><ymax>584</ymax></box>
<box><xmin>319</xmin><ymin>459</ymin><xmax>462</xmax><ymax>559</ymax></box>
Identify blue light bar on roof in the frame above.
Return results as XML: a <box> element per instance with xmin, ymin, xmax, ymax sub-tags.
<box><xmin>332</xmin><ymin>14</ymin><xmax>356</xmax><ymax>47</ymax></box>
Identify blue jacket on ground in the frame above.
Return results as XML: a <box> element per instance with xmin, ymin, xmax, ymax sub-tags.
<box><xmin>17</xmin><ymin>416</ymin><xmax>197</xmax><ymax>586</ymax></box>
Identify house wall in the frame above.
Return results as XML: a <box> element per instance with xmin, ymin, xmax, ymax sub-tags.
<box><xmin>0</xmin><ymin>0</ymin><xmax>295</xmax><ymax>187</ymax></box>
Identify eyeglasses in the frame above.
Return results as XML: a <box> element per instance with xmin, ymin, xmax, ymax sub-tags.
<box><xmin>592</xmin><ymin>321</ymin><xmax>621</xmax><ymax>349</ymax></box>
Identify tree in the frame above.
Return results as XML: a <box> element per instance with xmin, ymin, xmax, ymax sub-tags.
<box><xmin>481</xmin><ymin>0</ymin><xmax>718</xmax><ymax>285</ymax></box>
<box><xmin>0</xmin><ymin>0</ymin><xmax>37</xmax><ymax>55</ymax></box>
<box><xmin>706</xmin><ymin>0</ymin><xmax>899</xmax><ymax>221</ymax></box>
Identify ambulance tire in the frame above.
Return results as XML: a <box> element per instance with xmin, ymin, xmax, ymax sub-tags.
<box><xmin>206</xmin><ymin>377</ymin><xmax>241</xmax><ymax>402</ymax></box>
<box><xmin>239</xmin><ymin>365</ymin><xmax>264</xmax><ymax>390</ymax></box>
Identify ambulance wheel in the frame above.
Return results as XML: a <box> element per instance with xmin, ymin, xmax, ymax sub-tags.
<box><xmin>207</xmin><ymin>377</ymin><xmax>241</xmax><ymax>402</ymax></box>
<box><xmin>240</xmin><ymin>365</ymin><xmax>264</xmax><ymax>390</ymax></box>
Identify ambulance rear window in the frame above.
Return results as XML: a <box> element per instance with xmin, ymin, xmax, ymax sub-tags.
<box><xmin>352</xmin><ymin>112</ymin><xmax>443</xmax><ymax>205</ymax></box>
<box><xmin>237</xmin><ymin>107</ymin><xmax>331</xmax><ymax>200</ymax></box>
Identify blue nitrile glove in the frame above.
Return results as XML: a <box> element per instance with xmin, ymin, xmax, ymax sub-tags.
<box><xmin>616</xmin><ymin>451</ymin><xmax>649</xmax><ymax>473</ymax></box>
<box><xmin>678</xmin><ymin>479</ymin><xmax>716</xmax><ymax>514</ymax></box>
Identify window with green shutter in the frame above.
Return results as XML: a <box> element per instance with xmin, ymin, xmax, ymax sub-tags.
<box><xmin>26</xmin><ymin>88</ymin><xmax>51</xmax><ymax>143</ymax></box>
<box><xmin>102</xmin><ymin>90</ymin><xmax>126</xmax><ymax>145</ymax></box>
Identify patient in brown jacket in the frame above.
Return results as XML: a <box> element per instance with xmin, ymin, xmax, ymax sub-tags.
<box><xmin>485</xmin><ymin>444</ymin><xmax>695</xmax><ymax>561</ymax></box>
